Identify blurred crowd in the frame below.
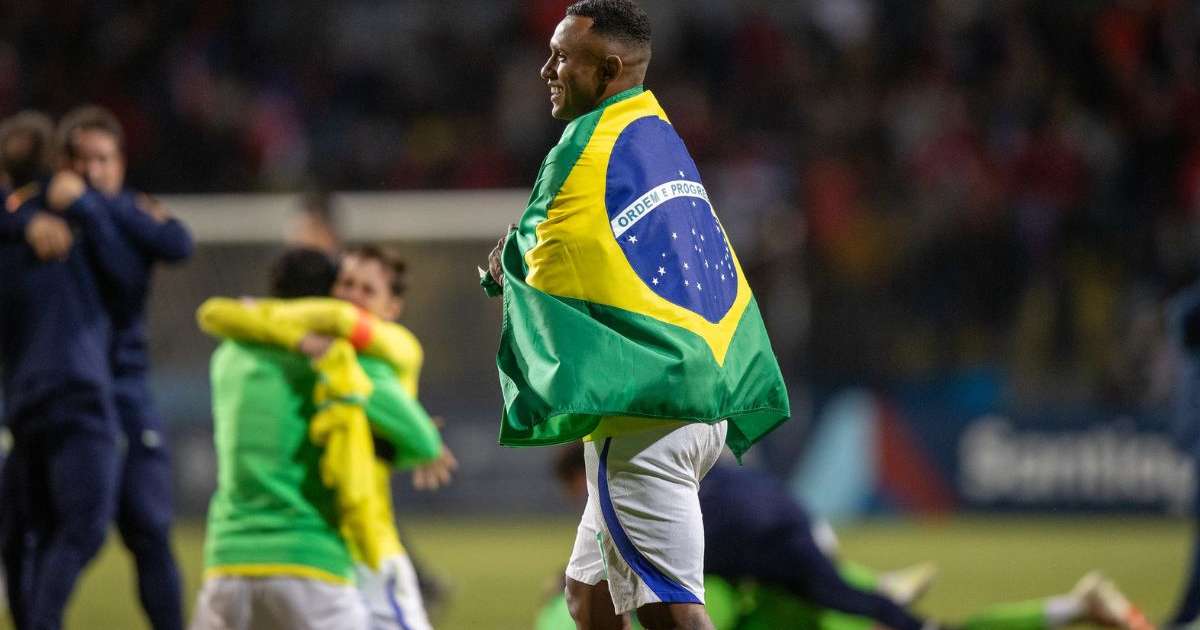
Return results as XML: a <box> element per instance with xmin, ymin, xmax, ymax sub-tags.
<box><xmin>2</xmin><ymin>0</ymin><xmax>1198</xmax><ymax>407</ymax></box>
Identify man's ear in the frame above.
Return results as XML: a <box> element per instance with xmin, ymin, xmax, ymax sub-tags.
<box><xmin>601</xmin><ymin>54</ymin><xmax>624</xmax><ymax>84</ymax></box>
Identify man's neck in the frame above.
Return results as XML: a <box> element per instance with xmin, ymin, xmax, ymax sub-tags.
<box><xmin>599</xmin><ymin>80</ymin><xmax>640</xmax><ymax>104</ymax></box>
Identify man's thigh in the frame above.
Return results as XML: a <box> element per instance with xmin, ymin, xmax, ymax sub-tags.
<box><xmin>585</xmin><ymin>421</ymin><xmax>728</xmax><ymax>615</ymax></box>
<box><xmin>117</xmin><ymin>432</ymin><xmax>173</xmax><ymax>539</ymax></box>
<box><xmin>45</xmin><ymin>426</ymin><xmax>120</xmax><ymax>533</ymax></box>
<box><xmin>566</xmin><ymin>498</ymin><xmax>606</xmax><ymax>587</ymax></box>
<box><xmin>356</xmin><ymin>554</ymin><xmax>433</xmax><ymax>630</ymax></box>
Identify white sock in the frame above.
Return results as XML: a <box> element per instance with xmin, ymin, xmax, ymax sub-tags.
<box><xmin>1044</xmin><ymin>595</ymin><xmax>1084</xmax><ymax>627</ymax></box>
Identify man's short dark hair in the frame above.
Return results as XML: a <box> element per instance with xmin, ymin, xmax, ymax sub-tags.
<box><xmin>343</xmin><ymin>244</ymin><xmax>407</xmax><ymax>298</ymax></box>
<box><xmin>269</xmin><ymin>248</ymin><xmax>338</xmax><ymax>298</ymax></box>
<box><xmin>0</xmin><ymin>111</ymin><xmax>54</xmax><ymax>188</ymax></box>
<box><xmin>566</xmin><ymin>0</ymin><xmax>651</xmax><ymax>47</ymax></box>
<box><xmin>58</xmin><ymin>104</ymin><xmax>125</xmax><ymax>160</ymax></box>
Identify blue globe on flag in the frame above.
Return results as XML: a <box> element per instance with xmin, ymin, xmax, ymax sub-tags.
<box><xmin>604</xmin><ymin>116</ymin><xmax>737</xmax><ymax>324</ymax></box>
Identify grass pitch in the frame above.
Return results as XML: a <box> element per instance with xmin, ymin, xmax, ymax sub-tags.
<box><xmin>0</xmin><ymin>515</ymin><xmax>1188</xmax><ymax>629</ymax></box>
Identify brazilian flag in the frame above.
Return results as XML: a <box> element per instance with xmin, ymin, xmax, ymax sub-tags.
<box><xmin>493</xmin><ymin>86</ymin><xmax>789</xmax><ymax>457</ymax></box>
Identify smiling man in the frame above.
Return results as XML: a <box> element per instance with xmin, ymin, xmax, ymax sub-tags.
<box><xmin>482</xmin><ymin>2</ymin><xmax>790</xmax><ymax>630</ymax></box>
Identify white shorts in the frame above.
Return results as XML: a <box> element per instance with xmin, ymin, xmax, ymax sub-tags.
<box><xmin>189</xmin><ymin>575</ymin><xmax>369</xmax><ymax>630</ymax></box>
<box><xmin>356</xmin><ymin>554</ymin><xmax>433</xmax><ymax>630</ymax></box>
<box><xmin>565</xmin><ymin>420</ymin><xmax>728</xmax><ymax>615</ymax></box>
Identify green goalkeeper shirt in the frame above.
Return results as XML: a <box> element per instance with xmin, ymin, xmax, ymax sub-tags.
<box><xmin>203</xmin><ymin>340</ymin><xmax>441</xmax><ymax>583</ymax></box>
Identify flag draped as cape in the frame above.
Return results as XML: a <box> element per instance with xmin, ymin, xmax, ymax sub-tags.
<box><xmin>493</xmin><ymin>86</ymin><xmax>789</xmax><ymax>457</ymax></box>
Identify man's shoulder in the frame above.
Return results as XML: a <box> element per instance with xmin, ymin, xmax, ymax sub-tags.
<box><xmin>377</xmin><ymin>319</ymin><xmax>422</xmax><ymax>349</ymax></box>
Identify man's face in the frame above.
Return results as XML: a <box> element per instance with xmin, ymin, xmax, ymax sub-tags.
<box><xmin>70</xmin><ymin>128</ymin><xmax>124</xmax><ymax>196</ymax></box>
<box><xmin>540</xmin><ymin>16</ymin><xmax>605</xmax><ymax>121</ymax></box>
<box><xmin>332</xmin><ymin>254</ymin><xmax>404</xmax><ymax>321</ymax></box>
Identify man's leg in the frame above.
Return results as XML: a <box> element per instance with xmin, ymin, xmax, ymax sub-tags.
<box><xmin>634</xmin><ymin>602</ymin><xmax>713</xmax><ymax>630</ymax></box>
<box><xmin>567</xmin><ymin>578</ymin><xmax>630</xmax><ymax>630</ymax></box>
<box><xmin>188</xmin><ymin>577</ymin><xmax>251</xmax><ymax>630</ymax></box>
<box><xmin>0</xmin><ymin>433</ymin><xmax>33</xmax><ymax>629</ymax></box>
<box><xmin>116</xmin><ymin>429</ymin><xmax>184</xmax><ymax>630</ymax></box>
<box><xmin>27</xmin><ymin>425</ymin><xmax>119</xmax><ymax>630</ymax></box>
<box><xmin>564</xmin><ymin>492</ymin><xmax>629</xmax><ymax>630</ymax></box>
<box><xmin>589</xmin><ymin>422</ymin><xmax>726</xmax><ymax>628</ymax></box>
<box><xmin>391</xmin><ymin>529</ymin><xmax>449</xmax><ymax>618</ymax></box>
<box><xmin>763</xmin><ymin>527</ymin><xmax>926</xmax><ymax>630</ymax></box>
<box><xmin>355</xmin><ymin>553</ymin><xmax>435</xmax><ymax>630</ymax></box>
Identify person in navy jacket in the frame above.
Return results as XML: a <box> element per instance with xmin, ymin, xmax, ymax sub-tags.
<box><xmin>0</xmin><ymin>110</ymin><xmax>142</xmax><ymax>630</ymax></box>
<box><xmin>55</xmin><ymin>105</ymin><xmax>192</xmax><ymax>630</ymax></box>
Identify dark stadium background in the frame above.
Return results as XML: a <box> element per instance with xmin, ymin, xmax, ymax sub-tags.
<box><xmin>3</xmin><ymin>0</ymin><xmax>1199</xmax><ymax>513</ymax></box>
<box><xmin>0</xmin><ymin>1</ymin><xmax>1196</xmax><ymax>627</ymax></box>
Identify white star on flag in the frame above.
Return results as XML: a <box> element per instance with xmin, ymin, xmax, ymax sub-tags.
<box><xmin>672</xmin><ymin>232</ymin><xmax>678</xmax><ymax>240</ymax></box>
<box><xmin>683</xmin><ymin>262</ymin><xmax>689</xmax><ymax>270</ymax></box>
<box><xmin>658</xmin><ymin>267</ymin><xmax>666</xmax><ymax>275</ymax></box>
<box><xmin>627</xmin><ymin>235</ymin><xmax>637</xmax><ymax>244</ymax></box>
<box><xmin>678</xmin><ymin>170</ymin><xmax>685</xmax><ymax>177</ymax></box>
<box><xmin>704</xmin><ymin>260</ymin><xmax>709</xmax><ymax>268</ymax></box>
<box><xmin>691</xmin><ymin>200</ymin><xmax>697</xmax><ymax>207</ymax></box>
<box><xmin>652</xmin><ymin>277</ymin><xmax>659</xmax><ymax>285</ymax></box>
<box><xmin>721</xmin><ymin>274</ymin><xmax>726</xmax><ymax>281</ymax></box>
<box><xmin>684</xmin><ymin>279</ymin><xmax>689</xmax><ymax>286</ymax></box>
<box><xmin>697</xmin><ymin>283</ymin><xmax>702</xmax><ymax>291</ymax></box>
<box><xmin>691</xmin><ymin>228</ymin><xmax>697</xmax><ymax>235</ymax></box>
<box><xmin>700</xmin><ymin>234</ymin><xmax>705</xmax><ymax>241</ymax></box>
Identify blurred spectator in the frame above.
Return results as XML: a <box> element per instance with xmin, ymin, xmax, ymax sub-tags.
<box><xmin>285</xmin><ymin>190</ymin><xmax>341</xmax><ymax>255</ymax></box>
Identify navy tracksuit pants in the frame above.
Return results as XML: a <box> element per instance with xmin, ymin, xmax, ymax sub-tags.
<box><xmin>1</xmin><ymin>418</ymin><xmax>119</xmax><ymax>630</ymax></box>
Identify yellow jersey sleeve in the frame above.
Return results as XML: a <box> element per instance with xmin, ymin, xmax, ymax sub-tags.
<box><xmin>196</xmin><ymin>297</ymin><xmax>308</xmax><ymax>349</ymax></box>
<box><xmin>367</xmin><ymin>322</ymin><xmax>423</xmax><ymax>396</ymax></box>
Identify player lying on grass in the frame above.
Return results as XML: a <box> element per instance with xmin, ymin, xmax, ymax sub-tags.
<box><xmin>538</xmin><ymin>444</ymin><xmax>1155</xmax><ymax>630</ymax></box>
<box><xmin>196</xmin><ymin>246</ymin><xmax>452</xmax><ymax>630</ymax></box>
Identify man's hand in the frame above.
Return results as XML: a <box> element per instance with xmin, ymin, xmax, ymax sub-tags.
<box><xmin>487</xmin><ymin>223</ymin><xmax>516</xmax><ymax>289</ymax></box>
<box><xmin>46</xmin><ymin>171</ymin><xmax>86</xmax><ymax>211</ymax></box>
<box><xmin>412</xmin><ymin>445</ymin><xmax>458</xmax><ymax>491</ymax></box>
<box><xmin>298</xmin><ymin>333</ymin><xmax>335</xmax><ymax>359</ymax></box>
<box><xmin>136</xmin><ymin>193</ymin><xmax>172</xmax><ymax>223</ymax></box>
<box><xmin>25</xmin><ymin>212</ymin><xmax>73</xmax><ymax>261</ymax></box>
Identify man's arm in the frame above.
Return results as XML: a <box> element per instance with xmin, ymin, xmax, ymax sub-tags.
<box><xmin>109</xmin><ymin>192</ymin><xmax>194</xmax><ymax>263</ymax></box>
<box><xmin>480</xmin><ymin>224</ymin><xmax>514</xmax><ymax>297</ymax></box>
<box><xmin>361</xmin><ymin>359</ymin><xmax>443</xmax><ymax>469</ymax></box>
<box><xmin>0</xmin><ymin>185</ymin><xmax>38</xmax><ymax>241</ymax></box>
<box><xmin>49</xmin><ymin>174</ymin><xmax>149</xmax><ymax>315</ymax></box>
<box><xmin>195</xmin><ymin>297</ymin><xmax>309</xmax><ymax>350</ymax></box>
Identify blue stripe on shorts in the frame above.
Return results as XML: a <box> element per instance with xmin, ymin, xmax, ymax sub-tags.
<box><xmin>597</xmin><ymin>437</ymin><xmax>701</xmax><ymax>605</ymax></box>
<box><xmin>385</xmin><ymin>573</ymin><xmax>412</xmax><ymax>630</ymax></box>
